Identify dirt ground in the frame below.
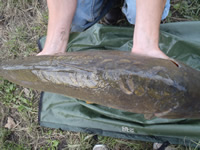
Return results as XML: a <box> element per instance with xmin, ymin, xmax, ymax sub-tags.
<box><xmin>0</xmin><ymin>0</ymin><xmax>200</xmax><ymax>150</ymax></box>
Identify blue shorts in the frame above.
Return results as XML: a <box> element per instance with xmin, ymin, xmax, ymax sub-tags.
<box><xmin>71</xmin><ymin>0</ymin><xmax>170</xmax><ymax>32</ymax></box>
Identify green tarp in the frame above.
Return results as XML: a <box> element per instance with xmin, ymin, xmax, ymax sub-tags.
<box><xmin>38</xmin><ymin>21</ymin><xmax>200</xmax><ymax>146</ymax></box>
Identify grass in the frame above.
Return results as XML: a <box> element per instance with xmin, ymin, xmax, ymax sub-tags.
<box><xmin>0</xmin><ymin>0</ymin><xmax>199</xmax><ymax>149</ymax></box>
<box><xmin>166</xmin><ymin>0</ymin><xmax>200</xmax><ymax>22</ymax></box>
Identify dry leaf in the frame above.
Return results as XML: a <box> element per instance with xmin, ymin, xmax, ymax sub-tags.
<box><xmin>23</xmin><ymin>88</ymin><xmax>30</xmax><ymax>97</ymax></box>
<box><xmin>5</xmin><ymin>117</ymin><xmax>16</xmax><ymax>129</ymax></box>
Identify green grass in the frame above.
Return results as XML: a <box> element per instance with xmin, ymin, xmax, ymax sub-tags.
<box><xmin>167</xmin><ymin>0</ymin><xmax>200</xmax><ymax>22</ymax></box>
<box><xmin>0</xmin><ymin>0</ymin><xmax>200</xmax><ymax>149</ymax></box>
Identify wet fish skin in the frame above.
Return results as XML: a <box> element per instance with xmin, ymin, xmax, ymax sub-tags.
<box><xmin>0</xmin><ymin>50</ymin><xmax>200</xmax><ymax>119</ymax></box>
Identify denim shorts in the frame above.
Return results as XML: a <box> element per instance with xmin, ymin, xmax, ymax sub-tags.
<box><xmin>71</xmin><ymin>0</ymin><xmax>170</xmax><ymax>32</ymax></box>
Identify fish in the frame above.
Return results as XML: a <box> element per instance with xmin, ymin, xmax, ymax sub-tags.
<box><xmin>0</xmin><ymin>50</ymin><xmax>200</xmax><ymax>119</ymax></box>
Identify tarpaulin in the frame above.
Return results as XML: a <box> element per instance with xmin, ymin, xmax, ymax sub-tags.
<box><xmin>38</xmin><ymin>21</ymin><xmax>200</xmax><ymax>146</ymax></box>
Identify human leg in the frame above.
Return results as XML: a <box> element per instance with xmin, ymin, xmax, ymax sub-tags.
<box><xmin>122</xmin><ymin>0</ymin><xmax>170</xmax><ymax>25</ymax></box>
<box><xmin>71</xmin><ymin>0</ymin><xmax>115</xmax><ymax>32</ymax></box>
<box><xmin>38</xmin><ymin>0</ymin><xmax>115</xmax><ymax>55</ymax></box>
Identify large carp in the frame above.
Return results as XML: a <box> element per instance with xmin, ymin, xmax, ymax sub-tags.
<box><xmin>0</xmin><ymin>50</ymin><xmax>200</xmax><ymax>119</ymax></box>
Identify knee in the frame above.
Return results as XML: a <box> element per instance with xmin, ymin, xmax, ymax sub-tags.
<box><xmin>162</xmin><ymin>0</ymin><xmax>171</xmax><ymax>20</ymax></box>
<box><xmin>71</xmin><ymin>0</ymin><xmax>109</xmax><ymax>32</ymax></box>
<box><xmin>122</xmin><ymin>0</ymin><xmax>136</xmax><ymax>25</ymax></box>
<box><xmin>122</xmin><ymin>0</ymin><xmax>171</xmax><ymax>25</ymax></box>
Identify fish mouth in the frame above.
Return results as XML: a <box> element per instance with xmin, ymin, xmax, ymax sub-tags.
<box><xmin>169</xmin><ymin>58</ymin><xmax>180</xmax><ymax>68</ymax></box>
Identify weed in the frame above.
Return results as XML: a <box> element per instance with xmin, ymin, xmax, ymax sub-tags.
<box><xmin>0</xmin><ymin>78</ymin><xmax>18</xmax><ymax>104</ymax></box>
<box><xmin>0</xmin><ymin>127</ymin><xmax>11</xmax><ymax>144</ymax></box>
<box><xmin>166</xmin><ymin>0</ymin><xmax>200</xmax><ymax>22</ymax></box>
<box><xmin>0</xmin><ymin>0</ymin><xmax>47</xmax><ymax>58</ymax></box>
